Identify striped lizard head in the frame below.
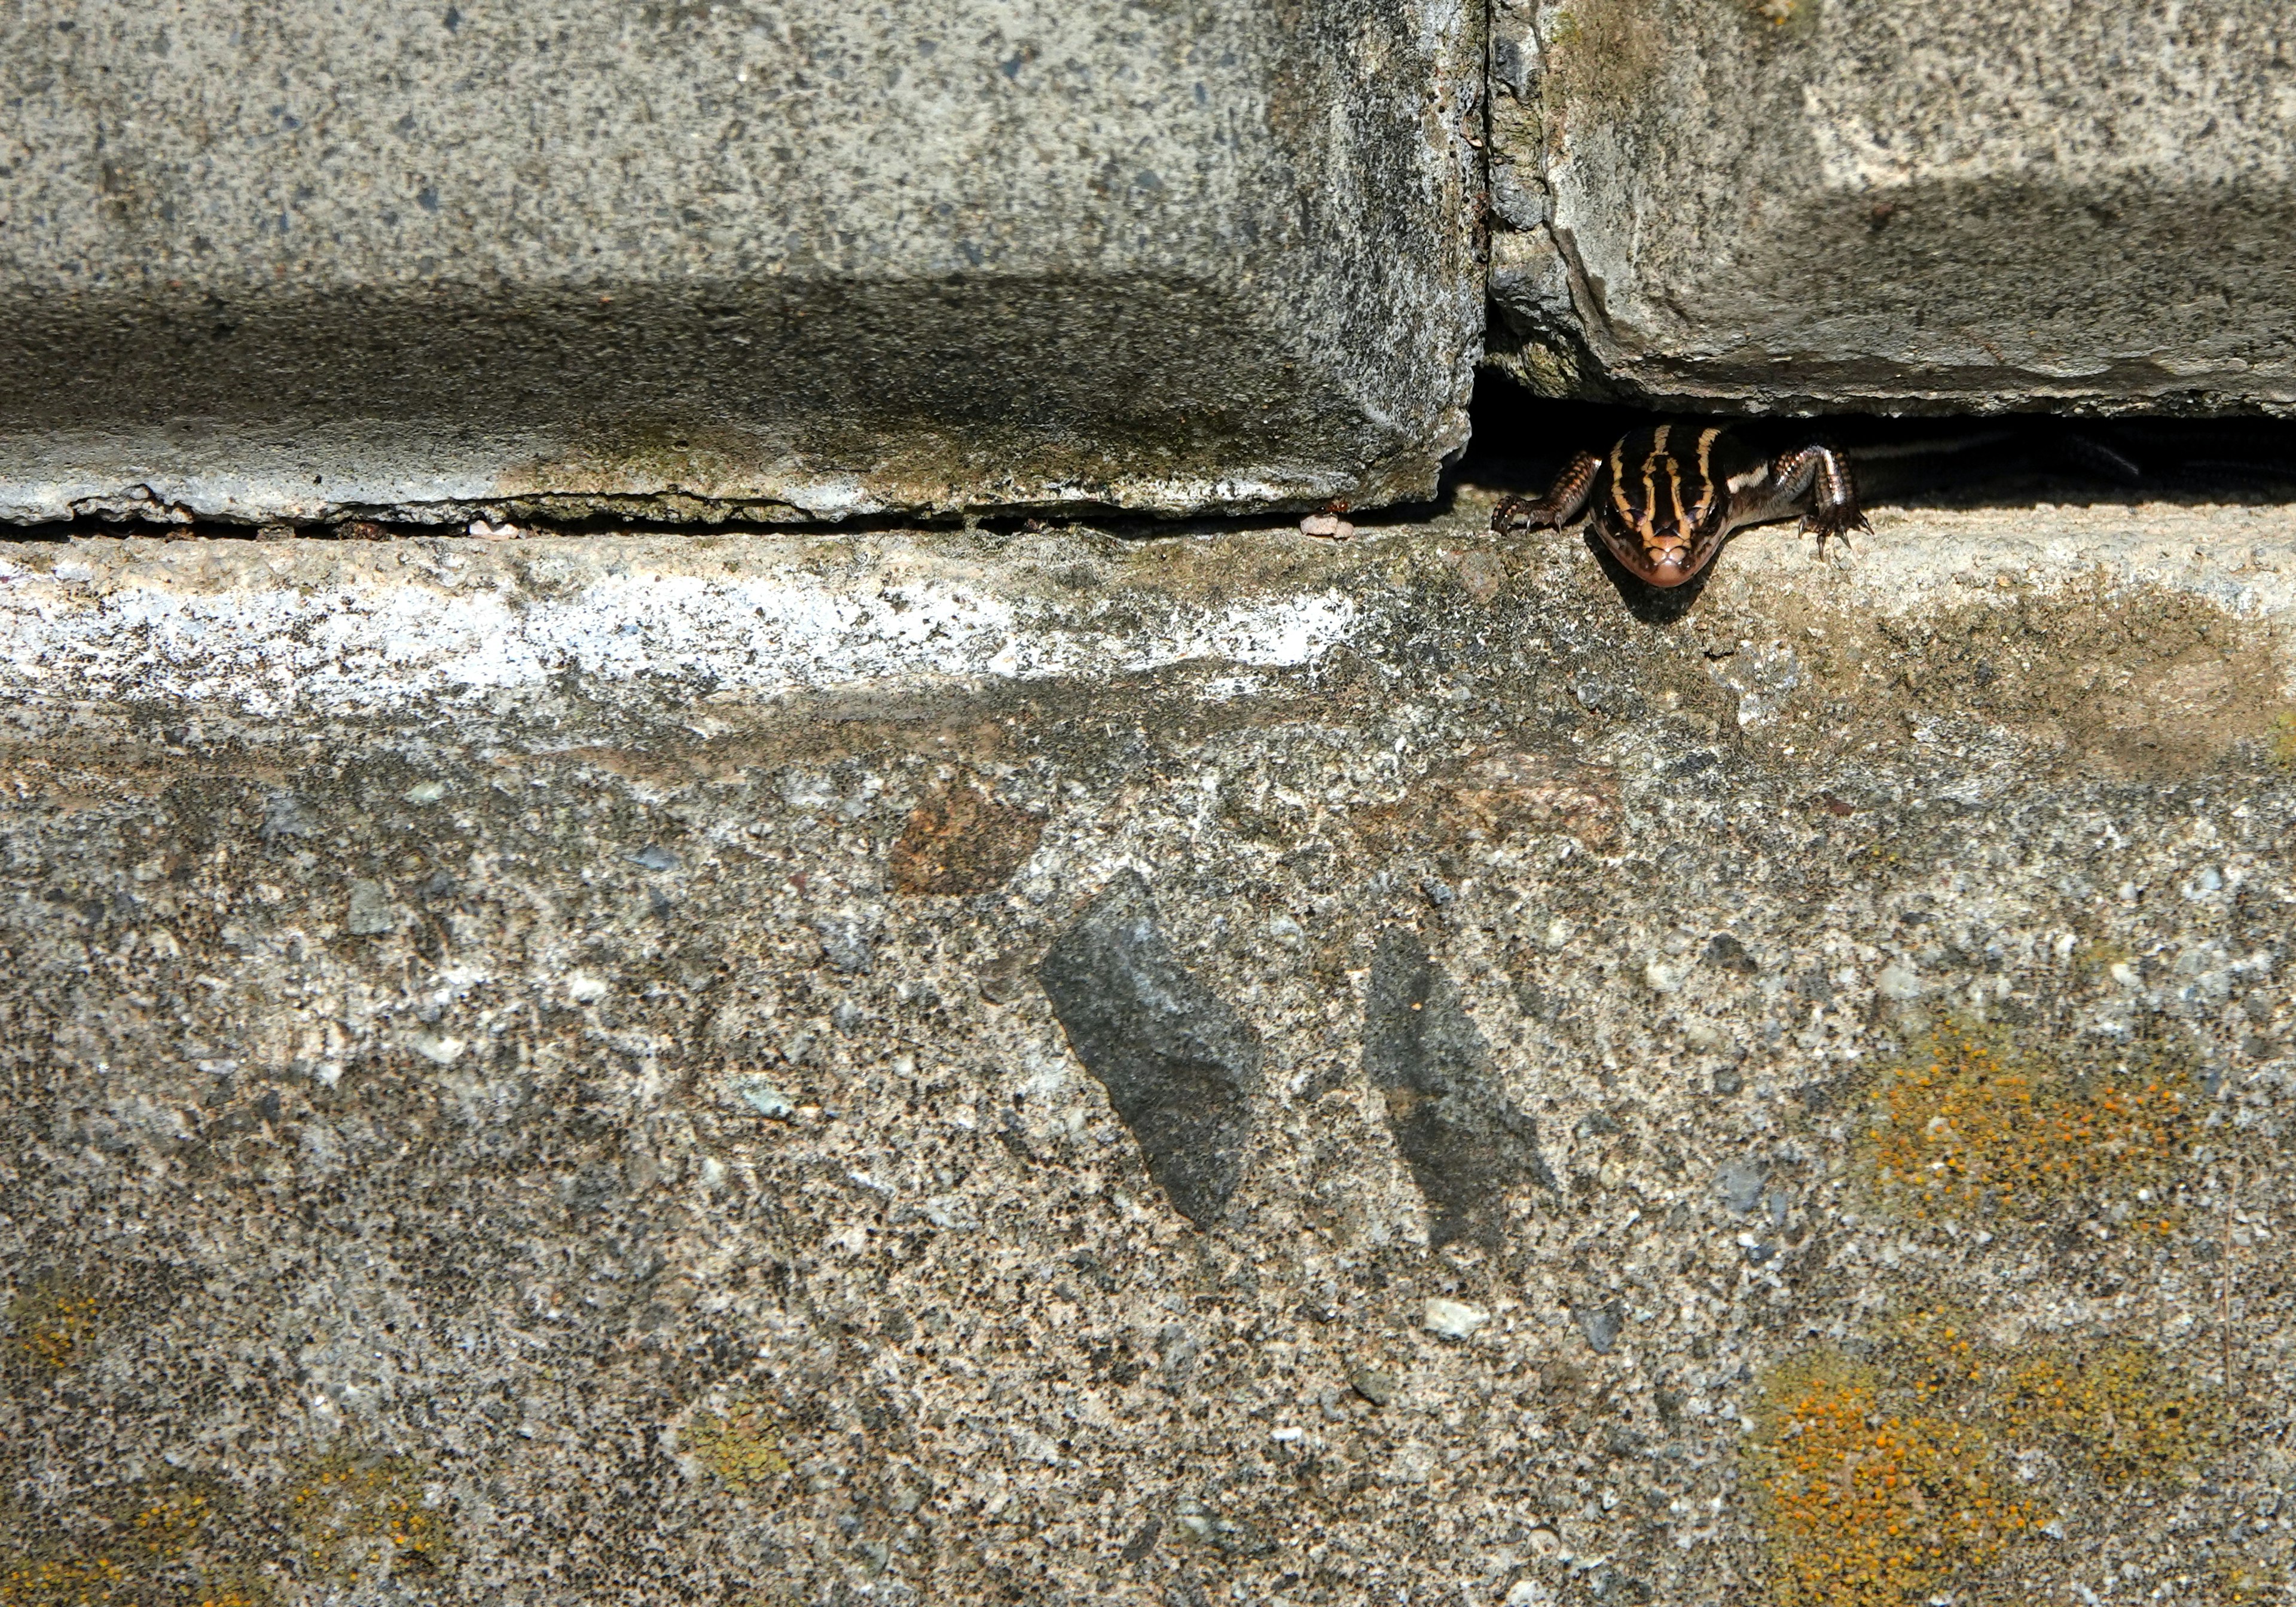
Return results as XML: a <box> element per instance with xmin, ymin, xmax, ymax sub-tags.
<box><xmin>1593</xmin><ymin>423</ymin><xmax>1744</xmax><ymax>588</ymax></box>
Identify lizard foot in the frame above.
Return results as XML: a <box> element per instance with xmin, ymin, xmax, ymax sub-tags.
<box><xmin>1801</xmin><ymin>503</ymin><xmax>1872</xmax><ymax>560</ymax></box>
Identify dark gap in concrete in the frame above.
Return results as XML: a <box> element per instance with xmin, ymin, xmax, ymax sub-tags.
<box><xmin>1454</xmin><ymin>369</ymin><xmax>2296</xmax><ymax>510</ymax></box>
<box><xmin>8</xmin><ymin>372</ymin><xmax>2294</xmax><ymax>548</ymax></box>
<box><xmin>0</xmin><ymin>509</ymin><xmax>974</xmax><ymax>548</ymax></box>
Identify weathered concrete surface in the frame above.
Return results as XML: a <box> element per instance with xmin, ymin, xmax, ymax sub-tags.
<box><xmin>1039</xmin><ymin>872</ymin><xmax>1265</xmax><ymax>1226</ymax></box>
<box><xmin>1487</xmin><ymin>0</ymin><xmax>2296</xmax><ymax>415</ymax></box>
<box><xmin>4</xmin><ymin>493</ymin><xmax>2296</xmax><ymax>1603</ymax></box>
<box><xmin>0</xmin><ymin>0</ymin><xmax>1480</xmax><ymax>528</ymax></box>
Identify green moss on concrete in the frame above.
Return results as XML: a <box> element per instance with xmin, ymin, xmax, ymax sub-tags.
<box><xmin>1546</xmin><ymin>0</ymin><xmax>1665</xmax><ymax>118</ymax></box>
<box><xmin>2271</xmin><ymin>709</ymin><xmax>2296</xmax><ymax>768</ymax></box>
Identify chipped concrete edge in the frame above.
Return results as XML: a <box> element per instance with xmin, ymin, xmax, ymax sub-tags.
<box><xmin>0</xmin><ymin>441</ymin><xmax>1398</xmax><ymax>531</ymax></box>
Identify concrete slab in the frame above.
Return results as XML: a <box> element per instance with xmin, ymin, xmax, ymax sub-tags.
<box><xmin>4</xmin><ymin>490</ymin><xmax>2295</xmax><ymax>1599</ymax></box>
<box><xmin>1487</xmin><ymin>0</ymin><xmax>2296</xmax><ymax>414</ymax></box>
<box><xmin>0</xmin><ymin>0</ymin><xmax>1481</xmax><ymax>527</ymax></box>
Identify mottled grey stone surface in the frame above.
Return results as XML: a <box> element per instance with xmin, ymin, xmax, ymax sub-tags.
<box><xmin>1363</xmin><ymin>924</ymin><xmax>1556</xmax><ymax>1248</ymax></box>
<box><xmin>0</xmin><ymin>0</ymin><xmax>1480</xmax><ymax>527</ymax></box>
<box><xmin>1039</xmin><ymin>872</ymin><xmax>1264</xmax><ymax>1225</ymax></box>
<box><xmin>2</xmin><ymin>493</ymin><xmax>2295</xmax><ymax>1602</ymax></box>
<box><xmin>1486</xmin><ymin>0</ymin><xmax>2296</xmax><ymax>415</ymax></box>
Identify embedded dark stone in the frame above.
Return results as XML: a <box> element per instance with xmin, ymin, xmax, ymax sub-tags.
<box><xmin>1577</xmin><ymin>1302</ymin><xmax>1625</xmax><ymax>1355</ymax></box>
<box><xmin>1703</xmin><ymin>932</ymin><xmax>1758</xmax><ymax>974</ymax></box>
<box><xmin>259</xmin><ymin>793</ymin><xmax>314</xmax><ymax>841</ymax></box>
<box><xmin>1120</xmin><ymin>1519</ymin><xmax>1162</xmax><ymax>1566</ymax></box>
<box><xmin>1362</xmin><ymin>925</ymin><xmax>1556</xmax><ymax>1248</ymax></box>
<box><xmin>1037</xmin><ymin>873</ymin><xmax>1262</xmax><ymax>1226</ymax></box>
<box><xmin>1715</xmin><ymin>1159</ymin><xmax>1768</xmax><ymax>1214</ymax></box>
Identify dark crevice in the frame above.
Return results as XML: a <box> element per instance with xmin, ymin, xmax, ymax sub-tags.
<box><xmin>1453</xmin><ymin>368</ymin><xmax>2296</xmax><ymax>510</ymax></box>
<box><xmin>8</xmin><ymin>369</ymin><xmax>2294</xmax><ymax>547</ymax></box>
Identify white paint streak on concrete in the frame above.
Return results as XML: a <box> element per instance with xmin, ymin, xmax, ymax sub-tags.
<box><xmin>7</xmin><ymin>501</ymin><xmax>2295</xmax><ymax>713</ymax></box>
<box><xmin>0</xmin><ymin>541</ymin><xmax>1359</xmax><ymax>713</ymax></box>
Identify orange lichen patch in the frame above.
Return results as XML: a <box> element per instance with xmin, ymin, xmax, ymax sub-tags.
<box><xmin>888</xmin><ymin>777</ymin><xmax>1044</xmax><ymax>895</ymax></box>
<box><xmin>685</xmin><ymin>1401</ymin><xmax>792</xmax><ymax>1491</ymax></box>
<box><xmin>131</xmin><ymin>1486</ymin><xmax>214</xmax><ymax>1559</ymax></box>
<box><xmin>1349</xmin><ymin>751</ymin><xmax>1621</xmax><ymax>858</ymax></box>
<box><xmin>1747</xmin><ymin>1353</ymin><xmax>2038</xmax><ymax>1607</ymax></box>
<box><xmin>8</xmin><ymin>1281</ymin><xmax>103</xmax><ymax>1371</ymax></box>
<box><xmin>1999</xmin><ymin>1343</ymin><xmax>2222</xmax><ymax>1487</ymax></box>
<box><xmin>0</xmin><ymin>1557</ymin><xmax>127</xmax><ymax>1607</ymax></box>
<box><xmin>1862</xmin><ymin>1025</ymin><xmax>2199</xmax><ymax>1224</ymax></box>
<box><xmin>288</xmin><ymin>1453</ymin><xmax>449</xmax><ymax>1578</ymax></box>
<box><xmin>1880</xmin><ymin>1309</ymin><xmax>1993</xmax><ymax>1401</ymax></box>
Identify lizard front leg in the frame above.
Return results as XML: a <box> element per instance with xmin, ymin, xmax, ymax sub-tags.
<box><xmin>1767</xmin><ymin>442</ymin><xmax>1871</xmax><ymax>556</ymax></box>
<box><xmin>1492</xmin><ymin>450</ymin><xmax>1602</xmax><ymax>534</ymax></box>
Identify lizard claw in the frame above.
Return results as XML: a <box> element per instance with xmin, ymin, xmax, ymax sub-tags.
<box><xmin>1802</xmin><ymin>505</ymin><xmax>1871</xmax><ymax>560</ymax></box>
<box><xmin>1493</xmin><ymin>450</ymin><xmax>1604</xmax><ymax>539</ymax></box>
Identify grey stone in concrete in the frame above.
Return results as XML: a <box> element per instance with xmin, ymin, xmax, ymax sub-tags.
<box><xmin>1363</xmin><ymin>924</ymin><xmax>1557</xmax><ymax>1248</ymax></box>
<box><xmin>1037</xmin><ymin>870</ymin><xmax>1263</xmax><ymax>1224</ymax></box>
<box><xmin>1574</xmin><ymin>1301</ymin><xmax>1624</xmax><ymax>1355</ymax></box>
<box><xmin>0</xmin><ymin>0</ymin><xmax>1481</xmax><ymax>527</ymax></box>
<box><xmin>1487</xmin><ymin>0</ymin><xmax>2296</xmax><ymax>414</ymax></box>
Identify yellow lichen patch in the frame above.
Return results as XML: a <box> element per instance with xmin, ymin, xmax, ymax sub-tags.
<box><xmin>1747</xmin><ymin>1352</ymin><xmax>2037</xmax><ymax>1607</ymax></box>
<box><xmin>288</xmin><ymin>1453</ymin><xmax>449</xmax><ymax>1578</ymax></box>
<box><xmin>686</xmin><ymin>1401</ymin><xmax>792</xmax><ymax>1492</ymax></box>
<box><xmin>8</xmin><ymin>1280</ymin><xmax>103</xmax><ymax>1371</ymax></box>
<box><xmin>1752</xmin><ymin>1319</ymin><xmax>2234</xmax><ymax>1603</ymax></box>
<box><xmin>130</xmin><ymin>1486</ymin><xmax>213</xmax><ymax>1559</ymax></box>
<box><xmin>1880</xmin><ymin>1307</ymin><xmax>1995</xmax><ymax>1401</ymax></box>
<box><xmin>2270</xmin><ymin>708</ymin><xmax>2296</xmax><ymax>767</ymax></box>
<box><xmin>1861</xmin><ymin>1024</ymin><xmax>2200</xmax><ymax>1226</ymax></box>
<box><xmin>0</xmin><ymin>1557</ymin><xmax>127</xmax><ymax>1607</ymax></box>
<box><xmin>2217</xmin><ymin>1559</ymin><xmax>2282</xmax><ymax>1600</ymax></box>
<box><xmin>2000</xmin><ymin>1343</ymin><xmax>2222</xmax><ymax>1487</ymax></box>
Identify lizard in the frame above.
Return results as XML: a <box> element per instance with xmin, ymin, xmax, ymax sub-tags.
<box><xmin>1490</xmin><ymin>422</ymin><xmax>1871</xmax><ymax>589</ymax></box>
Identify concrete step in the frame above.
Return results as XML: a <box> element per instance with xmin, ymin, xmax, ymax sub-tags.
<box><xmin>2</xmin><ymin>492</ymin><xmax>2292</xmax><ymax>1598</ymax></box>
<box><xmin>0</xmin><ymin>1</ymin><xmax>1481</xmax><ymax>527</ymax></box>
<box><xmin>1488</xmin><ymin>0</ymin><xmax>2296</xmax><ymax>415</ymax></box>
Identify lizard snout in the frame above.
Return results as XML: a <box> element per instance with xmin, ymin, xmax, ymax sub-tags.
<box><xmin>1639</xmin><ymin>541</ymin><xmax>1696</xmax><ymax>586</ymax></box>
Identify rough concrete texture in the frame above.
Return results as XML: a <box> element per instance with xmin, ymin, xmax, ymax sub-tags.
<box><xmin>0</xmin><ymin>0</ymin><xmax>1479</xmax><ymax>527</ymax></box>
<box><xmin>1039</xmin><ymin>872</ymin><xmax>1265</xmax><ymax>1226</ymax></box>
<box><xmin>5</xmin><ymin>490</ymin><xmax>2296</xmax><ymax>1605</ymax></box>
<box><xmin>1486</xmin><ymin>0</ymin><xmax>2296</xmax><ymax>415</ymax></box>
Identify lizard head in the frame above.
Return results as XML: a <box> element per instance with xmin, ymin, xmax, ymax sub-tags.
<box><xmin>1594</xmin><ymin>424</ymin><xmax>1733</xmax><ymax>588</ymax></box>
